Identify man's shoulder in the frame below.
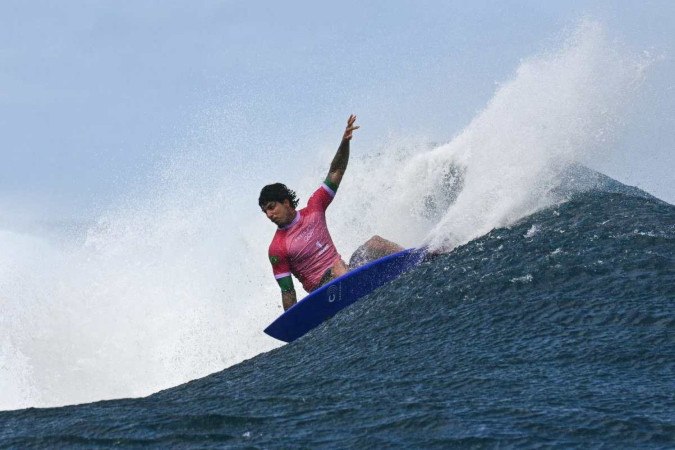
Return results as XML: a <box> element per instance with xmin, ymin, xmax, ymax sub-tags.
<box><xmin>306</xmin><ymin>184</ymin><xmax>335</xmax><ymax>212</ymax></box>
<box><xmin>299</xmin><ymin>203</ymin><xmax>324</xmax><ymax>220</ymax></box>
<box><xmin>269</xmin><ymin>230</ymin><xmax>286</xmax><ymax>252</ymax></box>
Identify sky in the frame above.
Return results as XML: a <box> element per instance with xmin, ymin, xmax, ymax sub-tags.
<box><xmin>1</xmin><ymin>0</ymin><xmax>674</xmax><ymax>224</ymax></box>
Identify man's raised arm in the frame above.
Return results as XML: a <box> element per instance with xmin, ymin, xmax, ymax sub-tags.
<box><xmin>325</xmin><ymin>114</ymin><xmax>359</xmax><ymax>190</ymax></box>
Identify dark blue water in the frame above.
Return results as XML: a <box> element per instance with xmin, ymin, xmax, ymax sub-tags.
<box><xmin>1</xmin><ymin>187</ymin><xmax>673</xmax><ymax>448</ymax></box>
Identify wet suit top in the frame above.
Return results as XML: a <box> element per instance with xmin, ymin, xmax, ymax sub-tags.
<box><xmin>268</xmin><ymin>182</ymin><xmax>342</xmax><ymax>293</ymax></box>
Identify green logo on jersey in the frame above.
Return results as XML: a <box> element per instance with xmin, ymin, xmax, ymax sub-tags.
<box><xmin>269</xmin><ymin>255</ymin><xmax>280</xmax><ymax>265</ymax></box>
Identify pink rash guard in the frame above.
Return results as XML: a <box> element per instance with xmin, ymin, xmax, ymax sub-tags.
<box><xmin>268</xmin><ymin>183</ymin><xmax>341</xmax><ymax>292</ymax></box>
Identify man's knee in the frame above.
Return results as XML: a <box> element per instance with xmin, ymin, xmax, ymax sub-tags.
<box><xmin>365</xmin><ymin>235</ymin><xmax>385</xmax><ymax>249</ymax></box>
<box><xmin>348</xmin><ymin>235</ymin><xmax>403</xmax><ymax>269</ymax></box>
<box><xmin>366</xmin><ymin>235</ymin><xmax>402</xmax><ymax>253</ymax></box>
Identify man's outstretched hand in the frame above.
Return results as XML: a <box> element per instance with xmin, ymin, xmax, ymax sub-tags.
<box><xmin>342</xmin><ymin>114</ymin><xmax>360</xmax><ymax>140</ymax></box>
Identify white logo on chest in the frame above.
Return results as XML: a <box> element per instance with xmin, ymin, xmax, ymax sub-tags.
<box><xmin>298</xmin><ymin>228</ymin><xmax>315</xmax><ymax>242</ymax></box>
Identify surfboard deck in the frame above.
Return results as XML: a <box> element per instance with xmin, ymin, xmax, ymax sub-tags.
<box><xmin>264</xmin><ymin>248</ymin><xmax>426</xmax><ymax>342</ymax></box>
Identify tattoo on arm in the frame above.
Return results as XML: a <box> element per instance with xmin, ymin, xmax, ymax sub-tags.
<box><xmin>282</xmin><ymin>290</ymin><xmax>297</xmax><ymax>311</ymax></box>
<box><xmin>330</xmin><ymin>139</ymin><xmax>350</xmax><ymax>173</ymax></box>
<box><xmin>328</xmin><ymin>138</ymin><xmax>350</xmax><ymax>186</ymax></box>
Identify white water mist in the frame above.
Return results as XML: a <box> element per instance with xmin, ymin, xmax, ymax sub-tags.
<box><xmin>331</xmin><ymin>20</ymin><xmax>649</xmax><ymax>251</ymax></box>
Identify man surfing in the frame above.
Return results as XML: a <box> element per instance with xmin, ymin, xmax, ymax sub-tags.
<box><xmin>259</xmin><ymin>115</ymin><xmax>403</xmax><ymax>310</ymax></box>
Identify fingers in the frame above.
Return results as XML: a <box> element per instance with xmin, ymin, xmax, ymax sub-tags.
<box><xmin>343</xmin><ymin>125</ymin><xmax>359</xmax><ymax>140</ymax></box>
<box><xmin>344</xmin><ymin>114</ymin><xmax>359</xmax><ymax>139</ymax></box>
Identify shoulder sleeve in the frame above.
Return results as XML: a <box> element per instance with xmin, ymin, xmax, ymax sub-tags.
<box><xmin>306</xmin><ymin>183</ymin><xmax>336</xmax><ymax>213</ymax></box>
<box><xmin>269</xmin><ymin>235</ymin><xmax>291</xmax><ymax>280</ymax></box>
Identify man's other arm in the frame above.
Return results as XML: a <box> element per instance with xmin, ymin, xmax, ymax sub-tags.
<box><xmin>281</xmin><ymin>289</ymin><xmax>297</xmax><ymax>311</ymax></box>
<box><xmin>277</xmin><ymin>276</ymin><xmax>297</xmax><ymax>311</ymax></box>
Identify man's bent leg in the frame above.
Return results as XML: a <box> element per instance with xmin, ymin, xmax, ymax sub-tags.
<box><xmin>331</xmin><ymin>258</ymin><xmax>349</xmax><ymax>277</ymax></box>
<box><xmin>314</xmin><ymin>258</ymin><xmax>349</xmax><ymax>290</ymax></box>
<box><xmin>348</xmin><ymin>235</ymin><xmax>404</xmax><ymax>269</ymax></box>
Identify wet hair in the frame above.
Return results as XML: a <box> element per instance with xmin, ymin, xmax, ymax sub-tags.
<box><xmin>258</xmin><ymin>183</ymin><xmax>299</xmax><ymax>209</ymax></box>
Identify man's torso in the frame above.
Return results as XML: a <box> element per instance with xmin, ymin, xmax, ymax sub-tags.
<box><xmin>269</xmin><ymin>185</ymin><xmax>341</xmax><ymax>292</ymax></box>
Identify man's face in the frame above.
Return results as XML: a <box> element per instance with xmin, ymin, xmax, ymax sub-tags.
<box><xmin>261</xmin><ymin>199</ymin><xmax>296</xmax><ymax>227</ymax></box>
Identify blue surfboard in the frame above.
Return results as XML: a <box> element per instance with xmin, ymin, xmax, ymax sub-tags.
<box><xmin>264</xmin><ymin>248</ymin><xmax>426</xmax><ymax>342</ymax></box>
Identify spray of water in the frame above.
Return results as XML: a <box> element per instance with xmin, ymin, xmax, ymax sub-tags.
<box><xmin>333</xmin><ymin>20</ymin><xmax>649</xmax><ymax>252</ymax></box>
<box><xmin>0</xmin><ymin>20</ymin><xmax>649</xmax><ymax>410</ymax></box>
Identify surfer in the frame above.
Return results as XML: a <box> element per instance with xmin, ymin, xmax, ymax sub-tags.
<box><xmin>259</xmin><ymin>115</ymin><xmax>403</xmax><ymax>310</ymax></box>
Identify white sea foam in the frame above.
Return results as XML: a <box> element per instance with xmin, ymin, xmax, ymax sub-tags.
<box><xmin>511</xmin><ymin>274</ymin><xmax>534</xmax><ymax>284</ymax></box>
<box><xmin>524</xmin><ymin>225</ymin><xmax>541</xmax><ymax>239</ymax></box>
<box><xmin>0</xmin><ymin>20</ymin><xmax>650</xmax><ymax>410</ymax></box>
